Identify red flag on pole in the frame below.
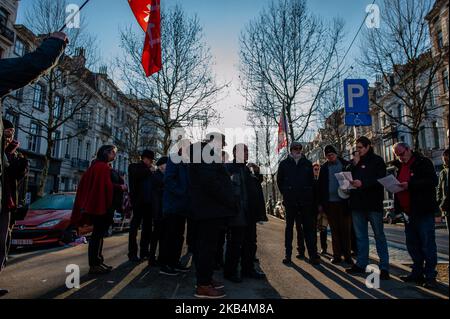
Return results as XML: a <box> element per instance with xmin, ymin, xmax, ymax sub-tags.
<box><xmin>276</xmin><ymin>111</ymin><xmax>288</xmax><ymax>153</ymax></box>
<box><xmin>128</xmin><ymin>0</ymin><xmax>162</xmax><ymax>76</ymax></box>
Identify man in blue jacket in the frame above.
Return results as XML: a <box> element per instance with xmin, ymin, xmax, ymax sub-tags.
<box><xmin>0</xmin><ymin>32</ymin><xmax>67</xmax><ymax>296</ymax></box>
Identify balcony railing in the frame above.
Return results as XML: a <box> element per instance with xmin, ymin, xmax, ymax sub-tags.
<box><xmin>71</xmin><ymin>158</ymin><xmax>90</xmax><ymax>171</ymax></box>
<box><xmin>0</xmin><ymin>24</ymin><xmax>15</xmax><ymax>43</ymax></box>
<box><xmin>77</xmin><ymin>120</ymin><xmax>89</xmax><ymax>131</ymax></box>
<box><xmin>382</xmin><ymin>123</ymin><xmax>398</xmax><ymax>139</ymax></box>
<box><xmin>100</xmin><ymin>124</ymin><xmax>112</xmax><ymax>136</ymax></box>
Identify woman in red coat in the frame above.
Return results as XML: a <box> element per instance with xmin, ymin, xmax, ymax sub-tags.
<box><xmin>72</xmin><ymin>145</ymin><xmax>127</xmax><ymax>274</ymax></box>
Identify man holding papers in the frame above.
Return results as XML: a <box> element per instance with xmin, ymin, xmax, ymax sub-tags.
<box><xmin>345</xmin><ymin>137</ymin><xmax>390</xmax><ymax>280</ymax></box>
<box><xmin>392</xmin><ymin>142</ymin><xmax>439</xmax><ymax>289</ymax></box>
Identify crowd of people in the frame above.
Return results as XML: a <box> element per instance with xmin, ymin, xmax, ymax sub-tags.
<box><xmin>0</xmin><ymin>30</ymin><xmax>448</xmax><ymax>299</ymax></box>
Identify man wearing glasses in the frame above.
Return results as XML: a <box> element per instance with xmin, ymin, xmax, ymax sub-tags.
<box><xmin>345</xmin><ymin>137</ymin><xmax>390</xmax><ymax>280</ymax></box>
<box><xmin>392</xmin><ymin>142</ymin><xmax>439</xmax><ymax>289</ymax></box>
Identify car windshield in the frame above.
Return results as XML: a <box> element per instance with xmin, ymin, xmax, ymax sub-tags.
<box><xmin>29</xmin><ymin>194</ymin><xmax>75</xmax><ymax>210</ymax></box>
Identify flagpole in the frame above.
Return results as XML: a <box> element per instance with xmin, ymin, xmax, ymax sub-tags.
<box><xmin>282</xmin><ymin>103</ymin><xmax>290</xmax><ymax>151</ymax></box>
<box><xmin>58</xmin><ymin>0</ymin><xmax>91</xmax><ymax>32</ymax></box>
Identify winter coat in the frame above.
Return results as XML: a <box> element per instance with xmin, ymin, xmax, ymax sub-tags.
<box><xmin>162</xmin><ymin>155</ymin><xmax>190</xmax><ymax>216</ymax></box>
<box><xmin>392</xmin><ymin>152</ymin><xmax>439</xmax><ymax>217</ymax></box>
<box><xmin>276</xmin><ymin>155</ymin><xmax>315</xmax><ymax>207</ymax></box>
<box><xmin>128</xmin><ymin>161</ymin><xmax>154</xmax><ymax>206</ymax></box>
<box><xmin>317</xmin><ymin>157</ymin><xmax>350</xmax><ymax>207</ymax></box>
<box><xmin>348</xmin><ymin>149</ymin><xmax>386</xmax><ymax>212</ymax></box>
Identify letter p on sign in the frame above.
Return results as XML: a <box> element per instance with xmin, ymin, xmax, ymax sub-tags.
<box><xmin>344</xmin><ymin>79</ymin><xmax>369</xmax><ymax>114</ymax></box>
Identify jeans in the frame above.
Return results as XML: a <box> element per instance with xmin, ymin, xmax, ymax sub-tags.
<box><xmin>352</xmin><ymin>210</ymin><xmax>389</xmax><ymax>271</ymax></box>
<box><xmin>405</xmin><ymin>214</ymin><xmax>438</xmax><ymax>280</ymax></box>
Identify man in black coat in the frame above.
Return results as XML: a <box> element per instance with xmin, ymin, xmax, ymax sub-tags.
<box><xmin>345</xmin><ymin>136</ymin><xmax>390</xmax><ymax>280</ymax></box>
<box><xmin>277</xmin><ymin>141</ymin><xmax>320</xmax><ymax>265</ymax></box>
<box><xmin>127</xmin><ymin>150</ymin><xmax>156</xmax><ymax>261</ymax></box>
<box><xmin>189</xmin><ymin>136</ymin><xmax>236</xmax><ymax>299</ymax></box>
<box><xmin>223</xmin><ymin>144</ymin><xmax>266</xmax><ymax>283</ymax></box>
<box><xmin>317</xmin><ymin>145</ymin><xmax>353</xmax><ymax>264</ymax></box>
<box><xmin>392</xmin><ymin>142</ymin><xmax>439</xmax><ymax>288</ymax></box>
<box><xmin>0</xmin><ymin>32</ymin><xmax>67</xmax><ymax>296</ymax></box>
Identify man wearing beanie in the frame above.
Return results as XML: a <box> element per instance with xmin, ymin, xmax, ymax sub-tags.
<box><xmin>317</xmin><ymin>145</ymin><xmax>353</xmax><ymax>265</ymax></box>
<box><xmin>277</xmin><ymin>141</ymin><xmax>320</xmax><ymax>265</ymax></box>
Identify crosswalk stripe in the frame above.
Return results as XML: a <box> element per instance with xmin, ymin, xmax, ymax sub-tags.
<box><xmin>100</xmin><ymin>262</ymin><xmax>148</xmax><ymax>299</ymax></box>
<box><xmin>54</xmin><ymin>278</ymin><xmax>97</xmax><ymax>299</ymax></box>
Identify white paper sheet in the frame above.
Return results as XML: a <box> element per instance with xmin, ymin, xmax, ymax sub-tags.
<box><xmin>334</xmin><ymin>172</ymin><xmax>356</xmax><ymax>190</ymax></box>
<box><xmin>377</xmin><ymin>175</ymin><xmax>404</xmax><ymax>193</ymax></box>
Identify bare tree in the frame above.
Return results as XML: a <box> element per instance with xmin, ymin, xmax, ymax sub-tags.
<box><xmin>116</xmin><ymin>5</ymin><xmax>225</xmax><ymax>154</ymax></box>
<box><xmin>239</xmin><ymin>0</ymin><xmax>345</xmax><ymax>142</ymax></box>
<box><xmin>359</xmin><ymin>0</ymin><xmax>445</xmax><ymax>150</ymax></box>
<box><xmin>12</xmin><ymin>0</ymin><xmax>99</xmax><ymax>197</ymax></box>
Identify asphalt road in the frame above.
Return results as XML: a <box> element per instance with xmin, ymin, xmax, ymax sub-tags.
<box><xmin>0</xmin><ymin>218</ymin><xmax>448</xmax><ymax>299</ymax></box>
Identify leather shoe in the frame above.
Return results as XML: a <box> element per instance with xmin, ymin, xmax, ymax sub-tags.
<box><xmin>282</xmin><ymin>258</ymin><xmax>292</xmax><ymax>265</ymax></box>
<box><xmin>400</xmin><ymin>274</ymin><xmax>425</xmax><ymax>285</ymax></box>
<box><xmin>0</xmin><ymin>288</ymin><xmax>9</xmax><ymax>297</ymax></box>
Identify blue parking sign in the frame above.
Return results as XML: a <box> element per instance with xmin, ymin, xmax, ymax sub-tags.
<box><xmin>344</xmin><ymin>79</ymin><xmax>369</xmax><ymax>114</ymax></box>
<box><xmin>345</xmin><ymin>113</ymin><xmax>372</xmax><ymax>126</ymax></box>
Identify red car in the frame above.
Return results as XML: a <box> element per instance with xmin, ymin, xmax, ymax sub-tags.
<box><xmin>11</xmin><ymin>192</ymin><xmax>93</xmax><ymax>248</ymax></box>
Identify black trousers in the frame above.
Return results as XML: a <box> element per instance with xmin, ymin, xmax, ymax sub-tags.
<box><xmin>224</xmin><ymin>223</ymin><xmax>257</xmax><ymax>276</ymax></box>
<box><xmin>215</xmin><ymin>227</ymin><xmax>227</xmax><ymax>266</ymax></box>
<box><xmin>128</xmin><ymin>204</ymin><xmax>152</xmax><ymax>258</ymax></box>
<box><xmin>193</xmin><ymin>218</ymin><xmax>227</xmax><ymax>286</ymax></box>
<box><xmin>284</xmin><ymin>203</ymin><xmax>317</xmax><ymax>259</ymax></box>
<box><xmin>149</xmin><ymin>218</ymin><xmax>163</xmax><ymax>260</ymax></box>
<box><xmin>88</xmin><ymin>212</ymin><xmax>113</xmax><ymax>267</ymax></box>
<box><xmin>160</xmin><ymin>214</ymin><xmax>186</xmax><ymax>268</ymax></box>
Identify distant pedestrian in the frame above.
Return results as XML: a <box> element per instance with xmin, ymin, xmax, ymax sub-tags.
<box><xmin>127</xmin><ymin>150</ymin><xmax>156</xmax><ymax>261</ymax></box>
<box><xmin>317</xmin><ymin>146</ymin><xmax>353</xmax><ymax>265</ymax></box>
<box><xmin>437</xmin><ymin>148</ymin><xmax>449</xmax><ymax>232</ymax></box>
<box><xmin>392</xmin><ymin>143</ymin><xmax>439</xmax><ymax>288</ymax></box>
<box><xmin>72</xmin><ymin>145</ymin><xmax>127</xmax><ymax>275</ymax></box>
<box><xmin>345</xmin><ymin>137</ymin><xmax>390</xmax><ymax>280</ymax></box>
<box><xmin>277</xmin><ymin>141</ymin><xmax>320</xmax><ymax>265</ymax></box>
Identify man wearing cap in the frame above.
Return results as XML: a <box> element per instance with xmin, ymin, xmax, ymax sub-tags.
<box><xmin>317</xmin><ymin>145</ymin><xmax>353</xmax><ymax>265</ymax></box>
<box><xmin>127</xmin><ymin>150</ymin><xmax>156</xmax><ymax>261</ymax></box>
<box><xmin>277</xmin><ymin>141</ymin><xmax>320</xmax><ymax>265</ymax></box>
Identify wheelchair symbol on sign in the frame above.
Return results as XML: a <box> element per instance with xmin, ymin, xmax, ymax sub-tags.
<box><xmin>354</xmin><ymin>115</ymin><xmax>363</xmax><ymax>126</ymax></box>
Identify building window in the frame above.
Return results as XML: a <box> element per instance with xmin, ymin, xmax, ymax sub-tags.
<box><xmin>437</xmin><ymin>29</ymin><xmax>444</xmax><ymax>49</ymax></box>
<box><xmin>76</xmin><ymin>139</ymin><xmax>82</xmax><ymax>159</ymax></box>
<box><xmin>52</xmin><ymin>131</ymin><xmax>61</xmax><ymax>158</ymax></box>
<box><xmin>397</xmin><ymin>104</ymin><xmax>403</xmax><ymax>123</ymax></box>
<box><xmin>53</xmin><ymin>95</ymin><xmax>63</xmax><ymax>118</ymax></box>
<box><xmin>85</xmin><ymin>142</ymin><xmax>91</xmax><ymax>161</ymax></box>
<box><xmin>432</xmin><ymin>121</ymin><xmax>440</xmax><ymax>149</ymax></box>
<box><xmin>28</xmin><ymin>123</ymin><xmax>41</xmax><ymax>152</ymax></box>
<box><xmin>443</xmin><ymin>70</ymin><xmax>449</xmax><ymax>94</ymax></box>
<box><xmin>0</xmin><ymin>8</ymin><xmax>9</xmax><ymax>27</ymax></box>
<box><xmin>33</xmin><ymin>83</ymin><xmax>46</xmax><ymax>110</ymax></box>
<box><xmin>15</xmin><ymin>87</ymin><xmax>24</xmax><ymax>100</ymax></box>
<box><xmin>14</xmin><ymin>38</ymin><xmax>27</xmax><ymax>56</ymax></box>
<box><xmin>65</xmin><ymin>137</ymin><xmax>71</xmax><ymax>158</ymax></box>
<box><xmin>419</xmin><ymin>126</ymin><xmax>427</xmax><ymax>149</ymax></box>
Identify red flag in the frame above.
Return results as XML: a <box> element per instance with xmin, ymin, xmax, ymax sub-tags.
<box><xmin>276</xmin><ymin>111</ymin><xmax>288</xmax><ymax>153</ymax></box>
<box><xmin>128</xmin><ymin>0</ymin><xmax>162</xmax><ymax>76</ymax></box>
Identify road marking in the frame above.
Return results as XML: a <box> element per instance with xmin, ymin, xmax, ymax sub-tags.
<box><xmin>100</xmin><ymin>262</ymin><xmax>148</xmax><ymax>299</ymax></box>
<box><xmin>54</xmin><ymin>278</ymin><xmax>96</xmax><ymax>299</ymax></box>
